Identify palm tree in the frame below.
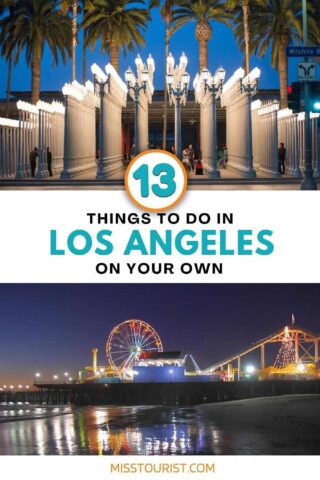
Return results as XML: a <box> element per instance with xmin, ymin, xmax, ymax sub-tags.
<box><xmin>83</xmin><ymin>0</ymin><xmax>150</xmax><ymax>73</ymax></box>
<box><xmin>149</xmin><ymin>0</ymin><xmax>180</xmax><ymax>149</ymax></box>
<box><xmin>61</xmin><ymin>0</ymin><xmax>93</xmax><ymax>82</ymax></box>
<box><xmin>237</xmin><ymin>0</ymin><xmax>320</xmax><ymax>109</ymax></box>
<box><xmin>0</xmin><ymin>0</ymin><xmax>15</xmax><ymax>117</ymax></box>
<box><xmin>171</xmin><ymin>0</ymin><xmax>232</xmax><ymax>72</ymax></box>
<box><xmin>226</xmin><ymin>0</ymin><xmax>263</xmax><ymax>75</ymax></box>
<box><xmin>0</xmin><ymin>0</ymin><xmax>72</xmax><ymax>104</ymax></box>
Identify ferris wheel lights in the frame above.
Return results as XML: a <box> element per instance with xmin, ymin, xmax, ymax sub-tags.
<box><xmin>297</xmin><ymin>363</ymin><xmax>305</xmax><ymax>372</ymax></box>
<box><xmin>106</xmin><ymin>319</ymin><xmax>163</xmax><ymax>374</ymax></box>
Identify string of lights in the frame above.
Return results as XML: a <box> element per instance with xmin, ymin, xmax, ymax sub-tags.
<box><xmin>274</xmin><ymin>327</ymin><xmax>296</xmax><ymax>369</ymax></box>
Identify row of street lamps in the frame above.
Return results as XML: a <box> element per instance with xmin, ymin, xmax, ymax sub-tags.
<box><xmin>34</xmin><ymin>372</ymin><xmax>73</xmax><ymax>383</ymax></box>
<box><xmin>92</xmin><ymin>50</ymin><xmax>316</xmax><ymax>188</ymax></box>
<box><xmin>91</xmin><ymin>52</ymin><xmax>252</xmax><ymax>174</ymax></box>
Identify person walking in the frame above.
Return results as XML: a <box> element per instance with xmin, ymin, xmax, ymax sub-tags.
<box><xmin>278</xmin><ymin>143</ymin><xmax>286</xmax><ymax>175</ymax></box>
<box><xmin>29</xmin><ymin>147</ymin><xmax>39</xmax><ymax>178</ymax></box>
<box><xmin>47</xmin><ymin>147</ymin><xmax>53</xmax><ymax>177</ymax></box>
<box><xmin>187</xmin><ymin>144</ymin><xmax>195</xmax><ymax>172</ymax></box>
<box><xmin>182</xmin><ymin>146</ymin><xmax>191</xmax><ymax>172</ymax></box>
<box><xmin>222</xmin><ymin>146</ymin><xmax>228</xmax><ymax>169</ymax></box>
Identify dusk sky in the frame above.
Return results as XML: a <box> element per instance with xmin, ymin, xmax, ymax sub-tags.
<box><xmin>0</xmin><ymin>284</ymin><xmax>320</xmax><ymax>385</ymax></box>
<box><xmin>0</xmin><ymin>8</ymin><xmax>304</xmax><ymax>98</ymax></box>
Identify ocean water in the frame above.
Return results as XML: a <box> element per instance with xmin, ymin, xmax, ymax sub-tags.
<box><xmin>0</xmin><ymin>395</ymin><xmax>319</xmax><ymax>455</ymax></box>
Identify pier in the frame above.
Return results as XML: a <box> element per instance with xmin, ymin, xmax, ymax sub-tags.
<box><xmin>1</xmin><ymin>380</ymin><xmax>320</xmax><ymax>406</ymax></box>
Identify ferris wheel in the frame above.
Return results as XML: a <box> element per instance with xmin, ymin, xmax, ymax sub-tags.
<box><xmin>106</xmin><ymin>319</ymin><xmax>163</xmax><ymax>373</ymax></box>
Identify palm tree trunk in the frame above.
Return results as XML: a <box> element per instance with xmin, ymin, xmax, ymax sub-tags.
<box><xmin>279</xmin><ymin>38</ymin><xmax>288</xmax><ymax>109</ymax></box>
<box><xmin>83</xmin><ymin>33</ymin><xmax>87</xmax><ymax>84</ymax></box>
<box><xmin>72</xmin><ymin>0</ymin><xmax>78</xmax><ymax>82</ymax></box>
<box><xmin>242</xmin><ymin>0</ymin><xmax>250</xmax><ymax>75</ymax></box>
<box><xmin>109</xmin><ymin>42</ymin><xmax>119</xmax><ymax>72</ymax></box>
<box><xmin>199</xmin><ymin>39</ymin><xmax>208</xmax><ymax>72</ymax></box>
<box><xmin>31</xmin><ymin>44</ymin><xmax>41</xmax><ymax>104</ymax></box>
<box><xmin>5</xmin><ymin>55</ymin><xmax>13</xmax><ymax>118</ymax></box>
<box><xmin>162</xmin><ymin>13</ymin><xmax>170</xmax><ymax>150</ymax></box>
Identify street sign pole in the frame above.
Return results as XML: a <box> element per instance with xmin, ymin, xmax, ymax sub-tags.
<box><xmin>301</xmin><ymin>0</ymin><xmax>317</xmax><ymax>189</ymax></box>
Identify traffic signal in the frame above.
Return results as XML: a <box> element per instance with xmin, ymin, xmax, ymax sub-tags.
<box><xmin>288</xmin><ymin>82</ymin><xmax>301</xmax><ymax>113</ymax></box>
<box><xmin>310</xmin><ymin>81</ymin><xmax>320</xmax><ymax>113</ymax></box>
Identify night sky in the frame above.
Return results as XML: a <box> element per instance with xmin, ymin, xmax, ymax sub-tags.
<box><xmin>0</xmin><ymin>8</ymin><xmax>303</xmax><ymax>98</ymax></box>
<box><xmin>0</xmin><ymin>284</ymin><xmax>320</xmax><ymax>385</ymax></box>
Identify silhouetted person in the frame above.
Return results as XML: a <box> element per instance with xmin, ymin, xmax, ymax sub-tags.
<box><xmin>222</xmin><ymin>146</ymin><xmax>228</xmax><ymax>169</ymax></box>
<box><xmin>278</xmin><ymin>143</ymin><xmax>286</xmax><ymax>175</ymax></box>
<box><xmin>47</xmin><ymin>147</ymin><xmax>53</xmax><ymax>177</ymax></box>
<box><xmin>30</xmin><ymin>147</ymin><xmax>39</xmax><ymax>178</ymax></box>
<box><xmin>187</xmin><ymin>144</ymin><xmax>195</xmax><ymax>171</ymax></box>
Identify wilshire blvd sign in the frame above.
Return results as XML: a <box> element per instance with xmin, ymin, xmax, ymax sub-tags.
<box><xmin>287</xmin><ymin>46</ymin><xmax>320</xmax><ymax>57</ymax></box>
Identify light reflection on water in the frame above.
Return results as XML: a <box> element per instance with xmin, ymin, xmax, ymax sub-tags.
<box><xmin>0</xmin><ymin>405</ymin><xmax>222</xmax><ymax>455</ymax></box>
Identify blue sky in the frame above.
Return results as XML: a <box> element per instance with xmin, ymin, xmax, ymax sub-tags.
<box><xmin>0</xmin><ymin>8</ymin><xmax>303</xmax><ymax>98</ymax></box>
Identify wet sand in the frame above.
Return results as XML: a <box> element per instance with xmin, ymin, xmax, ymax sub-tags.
<box><xmin>198</xmin><ymin>394</ymin><xmax>320</xmax><ymax>454</ymax></box>
<box><xmin>0</xmin><ymin>395</ymin><xmax>319</xmax><ymax>455</ymax></box>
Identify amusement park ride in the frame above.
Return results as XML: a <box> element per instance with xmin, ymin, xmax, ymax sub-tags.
<box><xmin>78</xmin><ymin>317</ymin><xmax>320</xmax><ymax>384</ymax></box>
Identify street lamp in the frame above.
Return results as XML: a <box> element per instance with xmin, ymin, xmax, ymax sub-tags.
<box><xmin>91</xmin><ymin>63</ymin><xmax>111</xmax><ymax>180</ymax></box>
<box><xmin>301</xmin><ymin>0</ymin><xmax>317</xmax><ymax>190</ymax></box>
<box><xmin>125</xmin><ymin>58</ymin><xmax>150</xmax><ymax>156</ymax></box>
<box><xmin>201</xmin><ymin>66</ymin><xmax>226</xmax><ymax>178</ymax></box>
<box><xmin>239</xmin><ymin>67</ymin><xmax>260</xmax><ymax>178</ymax></box>
<box><xmin>166</xmin><ymin>52</ymin><xmax>190</xmax><ymax>158</ymax></box>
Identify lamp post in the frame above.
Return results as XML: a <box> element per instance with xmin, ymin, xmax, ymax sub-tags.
<box><xmin>201</xmin><ymin>67</ymin><xmax>226</xmax><ymax>178</ymax></box>
<box><xmin>125</xmin><ymin>63</ymin><xmax>150</xmax><ymax>156</ymax></box>
<box><xmin>166</xmin><ymin>53</ymin><xmax>190</xmax><ymax>159</ymax></box>
<box><xmin>92</xmin><ymin>64</ymin><xmax>110</xmax><ymax>180</ymax></box>
<box><xmin>301</xmin><ymin>0</ymin><xmax>317</xmax><ymax>190</ymax></box>
<box><xmin>240</xmin><ymin>68</ymin><xmax>260</xmax><ymax>178</ymax></box>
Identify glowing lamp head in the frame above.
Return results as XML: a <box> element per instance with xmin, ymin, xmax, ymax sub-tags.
<box><xmin>182</xmin><ymin>72</ymin><xmax>190</xmax><ymax>87</ymax></box>
<box><xmin>297</xmin><ymin>363</ymin><xmax>305</xmax><ymax>372</ymax></box>
<box><xmin>180</xmin><ymin>52</ymin><xmax>188</xmax><ymax>68</ymax></box>
<box><xmin>125</xmin><ymin>67</ymin><xmax>135</xmax><ymax>85</ymax></box>
<box><xmin>166</xmin><ymin>73</ymin><xmax>174</xmax><ymax>86</ymax></box>
<box><xmin>167</xmin><ymin>52</ymin><xmax>175</xmax><ymax>70</ymax></box>
<box><xmin>313</xmin><ymin>101</ymin><xmax>320</xmax><ymax>111</ymax></box>
<box><xmin>147</xmin><ymin>54</ymin><xmax>155</xmax><ymax>70</ymax></box>
<box><xmin>201</xmin><ymin>68</ymin><xmax>210</xmax><ymax>82</ymax></box>
<box><xmin>135</xmin><ymin>54</ymin><xmax>143</xmax><ymax>68</ymax></box>
<box><xmin>142</xmin><ymin>67</ymin><xmax>149</xmax><ymax>84</ymax></box>
<box><xmin>215</xmin><ymin>66</ymin><xmax>226</xmax><ymax>83</ymax></box>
